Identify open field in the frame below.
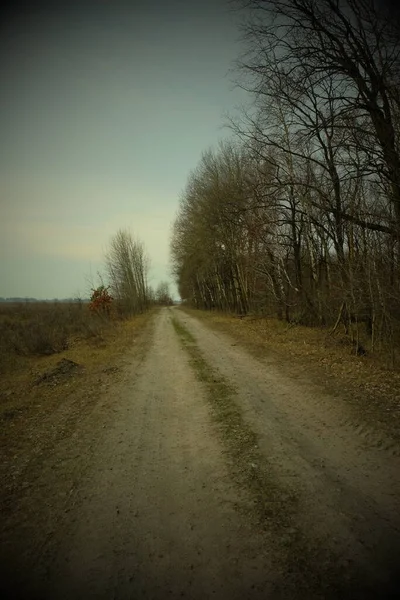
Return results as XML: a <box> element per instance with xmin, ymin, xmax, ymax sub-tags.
<box><xmin>0</xmin><ymin>301</ymin><xmax>111</xmax><ymax>369</ymax></box>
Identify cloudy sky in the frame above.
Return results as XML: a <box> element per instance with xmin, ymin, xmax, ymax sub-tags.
<box><xmin>0</xmin><ymin>0</ymin><xmax>247</xmax><ymax>299</ymax></box>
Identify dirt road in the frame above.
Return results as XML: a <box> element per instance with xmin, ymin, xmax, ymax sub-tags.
<box><xmin>1</xmin><ymin>307</ymin><xmax>400</xmax><ymax>599</ymax></box>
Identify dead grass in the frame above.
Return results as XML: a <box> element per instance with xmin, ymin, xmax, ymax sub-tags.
<box><xmin>0</xmin><ymin>302</ymin><xmax>113</xmax><ymax>371</ymax></box>
<box><xmin>0</xmin><ymin>307</ymin><xmax>156</xmax><ymax>520</ymax></box>
<box><xmin>0</xmin><ymin>300</ymin><xmax>113</xmax><ymax>439</ymax></box>
<box><xmin>180</xmin><ymin>308</ymin><xmax>400</xmax><ymax>442</ymax></box>
<box><xmin>0</xmin><ymin>307</ymin><xmax>155</xmax><ymax>417</ymax></box>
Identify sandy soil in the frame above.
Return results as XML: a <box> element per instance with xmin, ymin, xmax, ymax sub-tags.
<box><xmin>174</xmin><ymin>308</ymin><xmax>400</xmax><ymax>597</ymax></box>
<box><xmin>1</xmin><ymin>307</ymin><xmax>399</xmax><ymax>599</ymax></box>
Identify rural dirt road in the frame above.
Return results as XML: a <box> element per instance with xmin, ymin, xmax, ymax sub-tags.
<box><xmin>1</xmin><ymin>307</ymin><xmax>400</xmax><ymax>599</ymax></box>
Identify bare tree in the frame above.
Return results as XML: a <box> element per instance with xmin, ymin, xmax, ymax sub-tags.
<box><xmin>171</xmin><ymin>0</ymin><xmax>400</xmax><ymax>360</ymax></box>
<box><xmin>105</xmin><ymin>229</ymin><xmax>150</xmax><ymax>316</ymax></box>
<box><xmin>235</xmin><ymin>0</ymin><xmax>400</xmax><ymax>234</ymax></box>
<box><xmin>155</xmin><ymin>281</ymin><xmax>174</xmax><ymax>306</ymax></box>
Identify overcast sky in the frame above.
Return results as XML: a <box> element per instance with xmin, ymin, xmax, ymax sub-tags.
<box><xmin>0</xmin><ymin>0</ymin><xmax>247</xmax><ymax>299</ymax></box>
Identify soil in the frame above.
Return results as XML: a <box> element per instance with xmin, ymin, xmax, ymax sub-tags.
<box><xmin>33</xmin><ymin>358</ymin><xmax>84</xmax><ymax>385</ymax></box>
<box><xmin>1</xmin><ymin>307</ymin><xmax>399</xmax><ymax>599</ymax></box>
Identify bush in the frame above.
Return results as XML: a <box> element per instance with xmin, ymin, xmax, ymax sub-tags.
<box><xmin>0</xmin><ymin>302</ymin><xmax>108</xmax><ymax>367</ymax></box>
<box><xmin>10</xmin><ymin>318</ymin><xmax>68</xmax><ymax>355</ymax></box>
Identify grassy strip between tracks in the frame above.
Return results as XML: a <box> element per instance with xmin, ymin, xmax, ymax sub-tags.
<box><xmin>171</xmin><ymin>315</ymin><xmax>297</xmax><ymax>528</ymax></box>
<box><xmin>171</xmin><ymin>314</ymin><xmax>363</xmax><ymax>599</ymax></box>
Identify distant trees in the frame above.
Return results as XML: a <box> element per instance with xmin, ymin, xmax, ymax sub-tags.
<box><xmin>105</xmin><ymin>229</ymin><xmax>150</xmax><ymax>316</ymax></box>
<box><xmin>155</xmin><ymin>281</ymin><xmax>174</xmax><ymax>306</ymax></box>
<box><xmin>171</xmin><ymin>0</ymin><xmax>400</xmax><ymax>359</ymax></box>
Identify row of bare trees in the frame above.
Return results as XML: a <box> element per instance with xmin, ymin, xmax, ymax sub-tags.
<box><xmin>171</xmin><ymin>0</ymin><xmax>400</xmax><ymax>357</ymax></box>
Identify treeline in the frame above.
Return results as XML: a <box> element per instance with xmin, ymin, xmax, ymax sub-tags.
<box><xmin>171</xmin><ymin>0</ymin><xmax>400</xmax><ymax>357</ymax></box>
<box><xmin>104</xmin><ymin>229</ymin><xmax>173</xmax><ymax>317</ymax></box>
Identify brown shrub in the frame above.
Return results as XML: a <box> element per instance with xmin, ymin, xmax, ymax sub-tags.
<box><xmin>0</xmin><ymin>302</ymin><xmax>109</xmax><ymax>367</ymax></box>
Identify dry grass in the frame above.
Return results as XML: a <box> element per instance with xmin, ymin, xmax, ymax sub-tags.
<box><xmin>0</xmin><ymin>307</ymin><xmax>156</xmax><ymax>519</ymax></box>
<box><xmin>180</xmin><ymin>308</ymin><xmax>400</xmax><ymax>442</ymax></box>
<box><xmin>0</xmin><ymin>304</ymin><xmax>156</xmax><ymax>422</ymax></box>
<box><xmin>0</xmin><ymin>302</ymin><xmax>111</xmax><ymax>369</ymax></box>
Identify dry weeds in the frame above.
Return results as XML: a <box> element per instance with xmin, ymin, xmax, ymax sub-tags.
<box><xmin>0</xmin><ymin>308</ymin><xmax>156</xmax><ymax>519</ymax></box>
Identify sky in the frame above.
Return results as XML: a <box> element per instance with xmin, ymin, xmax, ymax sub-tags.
<box><xmin>0</xmin><ymin>0</ymin><xmax>247</xmax><ymax>299</ymax></box>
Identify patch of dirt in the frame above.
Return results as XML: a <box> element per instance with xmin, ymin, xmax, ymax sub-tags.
<box><xmin>34</xmin><ymin>358</ymin><xmax>84</xmax><ymax>386</ymax></box>
<box><xmin>101</xmin><ymin>365</ymin><xmax>120</xmax><ymax>374</ymax></box>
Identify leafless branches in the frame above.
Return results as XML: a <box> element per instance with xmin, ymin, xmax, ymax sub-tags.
<box><xmin>105</xmin><ymin>229</ymin><xmax>150</xmax><ymax>316</ymax></box>
<box><xmin>171</xmin><ymin>0</ymin><xmax>400</xmax><ymax>361</ymax></box>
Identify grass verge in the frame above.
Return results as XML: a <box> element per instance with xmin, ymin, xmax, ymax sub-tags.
<box><xmin>0</xmin><ymin>310</ymin><xmax>156</xmax><ymax>518</ymax></box>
